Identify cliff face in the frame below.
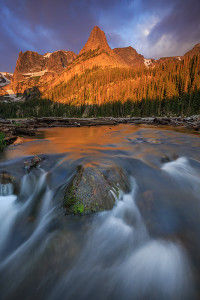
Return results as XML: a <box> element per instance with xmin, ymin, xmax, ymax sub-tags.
<box><xmin>13</xmin><ymin>51</ymin><xmax>44</xmax><ymax>85</ymax></box>
<box><xmin>14</xmin><ymin>50</ymin><xmax>77</xmax><ymax>75</ymax></box>
<box><xmin>14</xmin><ymin>51</ymin><xmax>44</xmax><ymax>74</ymax></box>
<box><xmin>46</xmin><ymin>51</ymin><xmax>77</xmax><ymax>72</ymax></box>
<box><xmin>12</xmin><ymin>50</ymin><xmax>77</xmax><ymax>92</ymax></box>
<box><xmin>113</xmin><ymin>46</ymin><xmax>144</xmax><ymax>67</ymax></box>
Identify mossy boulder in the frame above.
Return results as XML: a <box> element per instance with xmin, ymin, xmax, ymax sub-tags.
<box><xmin>63</xmin><ymin>164</ymin><xmax>130</xmax><ymax>215</ymax></box>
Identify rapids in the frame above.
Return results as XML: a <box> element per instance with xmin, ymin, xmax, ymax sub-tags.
<box><xmin>0</xmin><ymin>124</ymin><xmax>200</xmax><ymax>300</ymax></box>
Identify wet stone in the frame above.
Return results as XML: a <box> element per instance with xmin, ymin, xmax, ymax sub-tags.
<box><xmin>0</xmin><ymin>172</ymin><xmax>14</xmax><ymax>185</ymax></box>
<box><xmin>0</xmin><ymin>172</ymin><xmax>15</xmax><ymax>196</ymax></box>
<box><xmin>63</xmin><ymin>164</ymin><xmax>130</xmax><ymax>215</ymax></box>
<box><xmin>24</xmin><ymin>155</ymin><xmax>44</xmax><ymax>171</ymax></box>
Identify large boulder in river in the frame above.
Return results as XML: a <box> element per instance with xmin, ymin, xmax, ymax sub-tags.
<box><xmin>63</xmin><ymin>164</ymin><xmax>130</xmax><ymax>215</ymax></box>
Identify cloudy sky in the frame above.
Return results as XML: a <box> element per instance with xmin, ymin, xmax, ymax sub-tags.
<box><xmin>0</xmin><ymin>0</ymin><xmax>200</xmax><ymax>72</ymax></box>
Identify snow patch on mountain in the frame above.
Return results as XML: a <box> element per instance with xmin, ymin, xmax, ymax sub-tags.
<box><xmin>0</xmin><ymin>72</ymin><xmax>11</xmax><ymax>87</ymax></box>
<box><xmin>3</xmin><ymin>89</ymin><xmax>23</xmax><ymax>102</ymax></box>
<box><xmin>22</xmin><ymin>70</ymin><xmax>48</xmax><ymax>77</ymax></box>
<box><xmin>144</xmin><ymin>59</ymin><xmax>152</xmax><ymax>67</ymax></box>
<box><xmin>44</xmin><ymin>53</ymin><xmax>52</xmax><ymax>58</ymax></box>
<box><xmin>1</xmin><ymin>72</ymin><xmax>13</xmax><ymax>76</ymax></box>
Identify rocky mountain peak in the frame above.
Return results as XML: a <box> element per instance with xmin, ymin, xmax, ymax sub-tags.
<box><xmin>192</xmin><ymin>43</ymin><xmax>200</xmax><ymax>50</ymax></box>
<box><xmin>184</xmin><ymin>43</ymin><xmax>200</xmax><ymax>57</ymax></box>
<box><xmin>12</xmin><ymin>49</ymin><xmax>77</xmax><ymax>92</ymax></box>
<box><xmin>113</xmin><ymin>46</ymin><xmax>144</xmax><ymax>67</ymax></box>
<box><xmin>79</xmin><ymin>26</ymin><xmax>111</xmax><ymax>55</ymax></box>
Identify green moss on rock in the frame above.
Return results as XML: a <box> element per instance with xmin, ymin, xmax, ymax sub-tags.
<box><xmin>63</xmin><ymin>164</ymin><xmax>130</xmax><ymax>215</ymax></box>
<box><xmin>73</xmin><ymin>203</ymin><xmax>84</xmax><ymax>215</ymax></box>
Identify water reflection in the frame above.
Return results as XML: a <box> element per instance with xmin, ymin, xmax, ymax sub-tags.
<box><xmin>3</xmin><ymin>125</ymin><xmax>200</xmax><ymax>165</ymax></box>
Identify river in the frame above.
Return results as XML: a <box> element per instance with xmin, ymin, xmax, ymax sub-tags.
<box><xmin>0</xmin><ymin>124</ymin><xmax>200</xmax><ymax>300</ymax></box>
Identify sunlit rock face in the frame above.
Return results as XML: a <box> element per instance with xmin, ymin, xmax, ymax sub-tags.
<box><xmin>113</xmin><ymin>46</ymin><xmax>144</xmax><ymax>67</ymax></box>
<box><xmin>14</xmin><ymin>50</ymin><xmax>77</xmax><ymax>77</ymax></box>
<box><xmin>12</xmin><ymin>50</ymin><xmax>77</xmax><ymax>93</ymax></box>
<box><xmin>12</xmin><ymin>26</ymin><xmax>131</xmax><ymax>95</ymax></box>
<box><xmin>45</xmin><ymin>51</ymin><xmax>77</xmax><ymax>73</ymax></box>
<box><xmin>79</xmin><ymin>26</ymin><xmax>112</xmax><ymax>55</ymax></box>
<box><xmin>78</xmin><ymin>26</ymin><xmax>128</xmax><ymax>67</ymax></box>
<box><xmin>9</xmin><ymin>26</ymin><xmax>200</xmax><ymax>100</ymax></box>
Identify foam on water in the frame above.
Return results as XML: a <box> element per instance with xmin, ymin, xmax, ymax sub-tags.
<box><xmin>0</xmin><ymin>170</ymin><xmax>57</xmax><ymax>300</ymax></box>
<box><xmin>0</xmin><ymin>156</ymin><xmax>198</xmax><ymax>299</ymax></box>
<box><xmin>0</xmin><ymin>183</ymin><xmax>14</xmax><ymax>196</ymax></box>
<box><xmin>49</xmin><ymin>179</ymin><xmax>194</xmax><ymax>300</ymax></box>
<box><xmin>0</xmin><ymin>194</ymin><xmax>18</xmax><ymax>255</ymax></box>
<box><xmin>162</xmin><ymin>157</ymin><xmax>200</xmax><ymax>197</ymax></box>
<box><xmin>116</xmin><ymin>239</ymin><xmax>193</xmax><ymax>300</ymax></box>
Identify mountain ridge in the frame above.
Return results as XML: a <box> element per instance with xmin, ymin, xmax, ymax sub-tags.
<box><xmin>12</xmin><ymin>50</ymin><xmax>77</xmax><ymax>90</ymax></box>
<box><xmin>1</xmin><ymin>26</ymin><xmax>200</xmax><ymax>101</ymax></box>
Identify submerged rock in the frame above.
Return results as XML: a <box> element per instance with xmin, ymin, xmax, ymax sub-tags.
<box><xmin>63</xmin><ymin>164</ymin><xmax>130</xmax><ymax>215</ymax></box>
<box><xmin>0</xmin><ymin>172</ymin><xmax>15</xmax><ymax>196</ymax></box>
<box><xmin>0</xmin><ymin>172</ymin><xmax>14</xmax><ymax>185</ymax></box>
<box><xmin>24</xmin><ymin>155</ymin><xmax>44</xmax><ymax>171</ymax></box>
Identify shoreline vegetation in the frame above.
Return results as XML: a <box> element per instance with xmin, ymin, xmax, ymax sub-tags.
<box><xmin>0</xmin><ymin>115</ymin><xmax>199</xmax><ymax>148</ymax></box>
<box><xmin>0</xmin><ymin>94</ymin><xmax>200</xmax><ymax>119</ymax></box>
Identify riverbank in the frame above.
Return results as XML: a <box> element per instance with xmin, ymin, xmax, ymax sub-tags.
<box><xmin>0</xmin><ymin>115</ymin><xmax>200</xmax><ymax>146</ymax></box>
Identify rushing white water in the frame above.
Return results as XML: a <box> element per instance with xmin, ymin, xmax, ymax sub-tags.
<box><xmin>49</xmin><ymin>178</ymin><xmax>194</xmax><ymax>300</ymax></box>
<box><xmin>0</xmin><ymin>170</ymin><xmax>59</xmax><ymax>300</ymax></box>
<box><xmin>1</xmin><ymin>123</ymin><xmax>200</xmax><ymax>300</ymax></box>
<box><xmin>116</xmin><ymin>239</ymin><xmax>193</xmax><ymax>300</ymax></box>
<box><xmin>0</xmin><ymin>194</ymin><xmax>18</xmax><ymax>255</ymax></box>
<box><xmin>0</xmin><ymin>182</ymin><xmax>14</xmax><ymax>196</ymax></box>
<box><xmin>0</xmin><ymin>162</ymin><xmax>198</xmax><ymax>299</ymax></box>
<box><xmin>162</xmin><ymin>157</ymin><xmax>200</xmax><ymax>198</ymax></box>
<box><xmin>0</xmin><ymin>157</ymin><xmax>198</xmax><ymax>300</ymax></box>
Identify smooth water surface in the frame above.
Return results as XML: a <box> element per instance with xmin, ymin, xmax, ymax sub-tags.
<box><xmin>0</xmin><ymin>124</ymin><xmax>200</xmax><ymax>300</ymax></box>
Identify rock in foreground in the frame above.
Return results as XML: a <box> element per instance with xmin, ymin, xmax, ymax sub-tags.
<box><xmin>63</xmin><ymin>164</ymin><xmax>130</xmax><ymax>215</ymax></box>
<box><xmin>0</xmin><ymin>172</ymin><xmax>15</xmax><ymax>196</ymax></box>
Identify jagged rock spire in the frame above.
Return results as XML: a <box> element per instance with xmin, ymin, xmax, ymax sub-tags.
<box><xmin>79</xmin><ymin>26</ymin><xmax>111</xmax><ymax>55</ymax></box>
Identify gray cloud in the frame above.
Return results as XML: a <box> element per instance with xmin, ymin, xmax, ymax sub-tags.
<box><xmin>148</xmin><ymin>0</ymin><xmax>200</xmax><ymax>44</ymax></box>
